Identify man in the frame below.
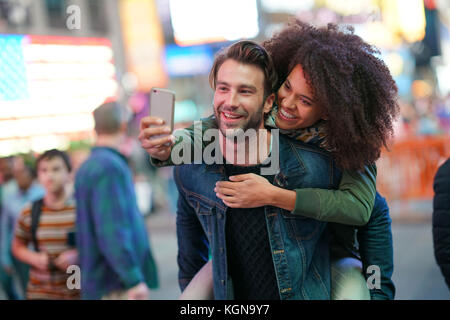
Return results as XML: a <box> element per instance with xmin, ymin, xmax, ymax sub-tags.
<box><xmin>12</xmin><ymin>149</ymin><xmax>79</xmax><ymax>299</ymax></box>
<box><xmin>432</xmin><ymin>158</ymin><xmax>450</xmax><ymax>289</ymax></box>
<box><xmin>142</xmin><ymin>41</ymin><xmax>342</xmax><ymax>299</ymax></box>
<box><xmin>0</xmin><ymin>158</ymin><xmax>45</xmax><ymax>299</ymax></box>
<box><xmin>74</xmin><ymin>102</ymin><xmax>158</xmax><ymax>300</ymax></box>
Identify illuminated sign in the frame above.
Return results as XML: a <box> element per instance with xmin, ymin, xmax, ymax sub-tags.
<box><xmin>261</xmin><ymin>0</ymin><xmax>314</xmax><ymax>13</ymax></box>
<box><xmin>165</xmin><ymin>44</ymin><xmax>213</xmax><ymax>77</ymax></box>
<box><xmin>0</xmin><ymin>34</ymin><xmax>118</xmax><ymax>156</ymax></box>
<box><xmin>169</xmin><ymin>0</ymin><xmax>259</xmax><ymax>46</ymax></box>
<box><xmin>119</xmin><ymin>0</ymin><xmax>168</xmax><ymax>91</ymax></box>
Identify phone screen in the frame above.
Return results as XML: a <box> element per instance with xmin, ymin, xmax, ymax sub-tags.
<box><xmin>148</xmin><ymin>88</ymin><xmax>175</xmax><ymax>143</ymax></box>
<box><xmin>149</xmin><ymin>88</ymin><xmax>175</xmax><ymax>133</ymax></box>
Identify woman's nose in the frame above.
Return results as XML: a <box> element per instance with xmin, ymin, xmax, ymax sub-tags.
<box><xmin>281</xmin><ymin>96</ymin><xmax>296</xmax><ymax>110</ymax></box>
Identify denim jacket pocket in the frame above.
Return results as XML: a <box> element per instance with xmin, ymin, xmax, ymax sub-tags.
<box><xmin>281</xmin><ymin>211</ymin><xmax>322</xmax><ymax>240</ymax></box>
<box><xmin>189</xmin><ymin>196</ymin><xmax>215</xmax><ymax>238</ymax></box>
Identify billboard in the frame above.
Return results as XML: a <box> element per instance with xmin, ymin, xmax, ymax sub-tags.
<box><xmin>169</xmin><ymin>0</ymin><xmax>259</xmax><ymax>46</ymax></box>
<box><xmin>0</xmin><ymin>34</ymin><xmax>118</xmax><ymax>156</ymax></box>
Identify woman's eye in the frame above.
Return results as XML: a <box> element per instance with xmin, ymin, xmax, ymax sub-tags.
<box><xmin>301</xmin><ymin>99</ymin><xmax>312</xmax><ymax>106</ymax></box>
<box><xmin>284</xmin><ymin>82</ymin><xmax>290</xmax><ymax>90</ymax></box>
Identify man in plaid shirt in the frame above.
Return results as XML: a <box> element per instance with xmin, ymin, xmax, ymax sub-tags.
<box><xmin>75</xmin><ymin>102</ymin><xmax>158</xmax><ymax>300</ymax></box>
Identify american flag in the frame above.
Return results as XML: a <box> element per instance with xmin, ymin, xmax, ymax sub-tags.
<box><xmin>0</xmin><ymin>34</ymin><xmax>118</xmax><ymax>155</ymax></box>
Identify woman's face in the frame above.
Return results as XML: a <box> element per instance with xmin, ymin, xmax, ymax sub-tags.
<box><xmin>275</xmin><ymin>64</ymin><xmax>325</xmax><ymax>130</ymax></box>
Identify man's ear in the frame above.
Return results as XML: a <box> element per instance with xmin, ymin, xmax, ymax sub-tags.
<box><xmin>263</xmin><ymin>93</ymin><xmax>276</xmax><ymax>114</ymax></box>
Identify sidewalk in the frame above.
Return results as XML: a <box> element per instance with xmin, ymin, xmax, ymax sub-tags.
<box><xmin>145</xmin><ymin>209</ymin><xmax>180</xmax><ymax>300</ymax></box>
<box><xmin>145</xmin><ymin>205</ymin><xmax>450</xmax><ymax>300</ymax></box>
<box><xmin>2</xmin><ymin>205</ymin><xmax>448</xmax><ymax>300</ymax></box>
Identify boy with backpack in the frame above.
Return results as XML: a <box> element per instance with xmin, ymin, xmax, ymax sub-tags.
<box><xmin>11</xmin><ymin>149</ymin><xmax>79</xmax><ymax>300</ymax></box>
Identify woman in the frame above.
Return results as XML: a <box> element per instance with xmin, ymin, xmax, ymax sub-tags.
<box><xmin>139</xmin><ymin>20</ymin><xmax>399</xmax><ymax>299</ymax></box>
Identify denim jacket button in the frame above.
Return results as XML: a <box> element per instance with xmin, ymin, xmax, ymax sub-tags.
<box><xmin>221</xmin><ymin>280</ymin><xmax>225</xmax><ymax>285</ymax></box>
<box><xmin>218</xmin><ymin>213</ymin><xmax>223</xmax><ymax>219</ymax></box>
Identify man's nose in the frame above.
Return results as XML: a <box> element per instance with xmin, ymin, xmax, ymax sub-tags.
<box><xmin>225</xmin><ymin>91</ymin><xmax>239</xmax><ymax>107</ymax></box>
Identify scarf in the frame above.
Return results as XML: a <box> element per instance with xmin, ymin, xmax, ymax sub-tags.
<box><xmin>266</xmin><ymin>106</ymin><xmax>330</xmax><ymax>152</ymax></box>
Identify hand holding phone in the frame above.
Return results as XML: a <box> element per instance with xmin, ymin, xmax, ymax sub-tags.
<box><xmin>138</xmin><ymin>88</ymin><xmax>176</xmax><ymax>161</ymax></box>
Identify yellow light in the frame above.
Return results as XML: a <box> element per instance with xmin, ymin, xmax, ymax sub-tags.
<box><xmin>324</xmin><ymin>0</ymin><xmax>377</xmax><ymax>16</ymax></box>
<box><xmin>397</xmin><ymin>0</ymin><xmax>426</xmax><ymax>43</ymax></box>
<box><xmin>362</xmin><ymin>21</ymin><xmax>402</xmax><ymax>48</ymax></box>
<box><xmin>411</xmin><ymin>80</ymin><xmax>433</xmax><ymax>99</ymax></box>
<box><xmin>381</xmin><ymin>0</ymin><xmax>426</xmax><ymax>43</ymax></box>
<box><xmin>385</xmin><ymin>53</ymin><xmax>404</xmax><ymax>77</ymax></box>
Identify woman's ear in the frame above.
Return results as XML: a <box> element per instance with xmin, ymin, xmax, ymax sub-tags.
<box><xmin>263</xmin><ymin>93</ymin><xmax>276</xmax><ymax>114</ymax></box>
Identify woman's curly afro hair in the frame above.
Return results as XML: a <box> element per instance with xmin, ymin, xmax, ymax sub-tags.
<box><xmin>263</xmin><ymin>20</ymin><xmax>400</xmax><ymax>171</ymax></box>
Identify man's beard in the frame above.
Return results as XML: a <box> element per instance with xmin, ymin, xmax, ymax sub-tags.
<box><xmin>214</xmin><ymin>104</ymin><xmax>265</xmax><ymax>140</ymax></box>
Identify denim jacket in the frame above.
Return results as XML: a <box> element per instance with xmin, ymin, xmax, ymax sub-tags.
<box><xmin>174</xmin><ymin>133</ymin><xmax>342</xmax><ymax>300</ymax></box>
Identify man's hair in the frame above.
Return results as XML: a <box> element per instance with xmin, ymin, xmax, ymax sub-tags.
<box><xmin>93</xmin><ymin>101</ymin><xmax>126</xmax><ymax>135</ymax></box>
<box><xmin>36</xmin><ymin>149</ymin><xmax>72</xmax><ymax>172</ymax></box>
<box><xmin>209</xmin><ymin>40</ymin><xmax>278</xmax><ymax>99</ymax></box>
<box><xmin>263</xmin><ymin>20</ymin><xmax>400</xmax><ymax>171</ymax></box>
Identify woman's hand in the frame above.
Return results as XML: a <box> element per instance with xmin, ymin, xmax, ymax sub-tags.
<box><xmin>214</xmin><ymin>173</ymin><xmax>275</xmax><ymax>208</ymax></box>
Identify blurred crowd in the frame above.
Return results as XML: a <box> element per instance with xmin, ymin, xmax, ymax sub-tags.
<box><xmin>397</xmin><ymin>94</ymin><xmax>450</xmax><ymax>138</ymax></box>
<box><xmin>0</xmin><ymin>109</ymin><xmax>178</xmax><ymax>300</ymax></box>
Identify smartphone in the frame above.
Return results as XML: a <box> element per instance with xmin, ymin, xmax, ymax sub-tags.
<box><xmin>149</xmin><ymin>88</ymin><xmax>175</xmax><ymax>138</ymax></box>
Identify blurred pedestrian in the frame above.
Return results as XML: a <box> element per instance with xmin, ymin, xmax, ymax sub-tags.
<box><xmin>11</xmin><ymin>149</ymin><xmax>79</xmax><ymax>299</ymax></box>
<box><xmin>75</xmin><ymin>101</ymin><xmax>158</xmax><ymax>300</ymax></box>
<box><xmin>0</xmin><ymin>156</ymin><xmax>18</xmax><ymax>299</ymax></box>
<box><xmin>432</xmin><ymin>158</ymin><xmax>450</xmax><ymax>289</ymax></box>
<box><xmin>0</xmin><ymin>157</ymin><xmax>44</xmax><ymax>299</ymax></box>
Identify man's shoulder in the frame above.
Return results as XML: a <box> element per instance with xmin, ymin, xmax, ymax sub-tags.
<box><xmin>77</xmin><ymin>149</ymin><xmax>126</xmax><ymax>177</ymax></box>
<box><xmin>279</xmin><ymin>133</ymin><xmax>330</xmax><ymax>155</ymax></box>
<box><xmin>435</xmin><ymin>158</ymin><xmax>450</xmax><ymax>182</ymax></box>
<box><xmin>173</xmin><ymin>164</ymin><xmax>211</xmax><ymax>193</ymax></box>
<box><xmin>174</xmin><ymin>163</ymin><xmax>205</xmax><ymax>177</ymax></box>
<box><xmin>278</xmin><ymin>134</ymin><xmax>334</xmax><ymax>171</ymax></box>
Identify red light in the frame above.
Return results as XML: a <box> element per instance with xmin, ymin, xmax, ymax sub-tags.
<box><xmin>424</xmin><ymin>0</ymin><xmax>436</xmax><ymax>10</ymax></box>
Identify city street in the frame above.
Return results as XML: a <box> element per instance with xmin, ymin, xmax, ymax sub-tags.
<box><xmin>146</xmin><ymin>206</ymin><xmax>450</xmax><ymax>300</ymax></box>
<box><xmin>0</xmin><ymin>0</ymin><xmax>449</xmax><ymax>304</ymax></box>
<box><xmin>1</xmin><ymin>205</ymin><xmax>448</xmax><ymax>300</ymax></box>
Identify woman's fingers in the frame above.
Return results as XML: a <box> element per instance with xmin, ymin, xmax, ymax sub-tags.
<box><xmin>214</xmin><ymin>186</ymin><xmax>237</xmax><ymax>196</ymax></box>
<box><xmin>216</xmin><ymin>192</ymin><xmax>238</xmax><ymax>204</ymax></box>
<box><xmin>216</xmin><ymin>181</ymin><xmax>240</xmax><ymax>189</ymax></box>
<box><xmin>229</xmin><ymin>173</ymin><xmax>254</xmax><ymax>181</ymax></box>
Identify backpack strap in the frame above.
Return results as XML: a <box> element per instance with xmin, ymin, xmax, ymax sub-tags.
<box><xmin>30</xmin><ymin>198</ymin><xmax>44</xmax><ymax>252</ymax></box>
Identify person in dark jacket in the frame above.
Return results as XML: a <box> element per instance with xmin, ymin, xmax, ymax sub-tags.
<box><xmin>432</xmin><ymin>158</ymin><xmax>450</xmax><ymax>289</ymax></box>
